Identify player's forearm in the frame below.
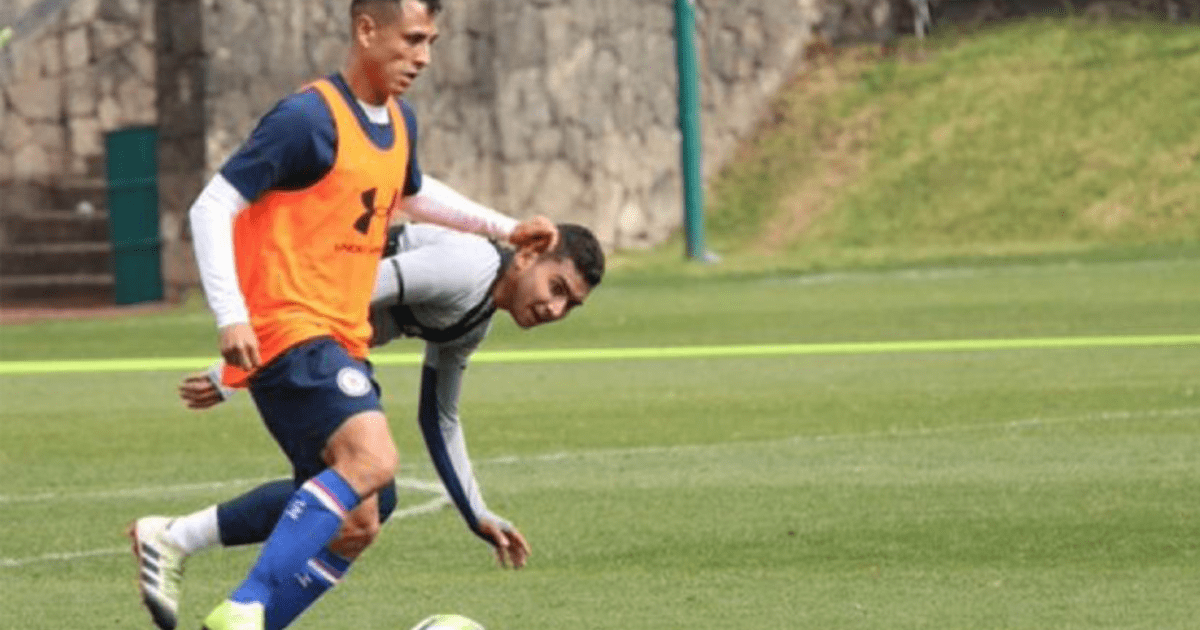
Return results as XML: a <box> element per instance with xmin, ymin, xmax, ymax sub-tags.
<box><xmin>404</xmin><ymin>176</ymin><xmax>518</xmax><ymax>240</ymax></box>
<box><xmin>417</xmin><ymin>355</ymin><xmax>496</xmax><ymax>541</ymax></box>
<box><xmin>189</xmin><ymin>174</ymin><xmax>251</xmax><ymax>327</ymax></box>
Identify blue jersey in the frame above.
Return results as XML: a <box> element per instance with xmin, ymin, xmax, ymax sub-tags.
<box><xmin>220</xmin><ymin>73</ymin><xmax>423</xmax><ymax>203</ymax></box>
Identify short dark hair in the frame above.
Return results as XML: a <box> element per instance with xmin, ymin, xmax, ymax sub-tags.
<box><xmin>350</xmin><ymin>0</ymin><xmax>442</xmax><ymax>22</ymax></box>
<box><xmin>550</xmin><ymin>224</ymin><xmax>605</xmax><ymax>288</ymax></box>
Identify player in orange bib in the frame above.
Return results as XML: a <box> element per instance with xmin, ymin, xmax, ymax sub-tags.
<box><xmin>176</xmin><ymin>2</ymin><xmax>555</xmax><ymax>629</ymax></box>
<box><xmin>220</xmin><ymin>76</ymin><xmax>407</xmax><ymax>388</ymax></box>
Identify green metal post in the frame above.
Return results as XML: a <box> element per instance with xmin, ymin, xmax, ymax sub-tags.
<box><xmin>674</xmin><ymin>0</ymin><xmax>711</xmax><ymax>262</ymax></box>
<box><xmin>105</xmin><ymin>126</ymin><xmax>164</xmax><ymax>305</ymax></box>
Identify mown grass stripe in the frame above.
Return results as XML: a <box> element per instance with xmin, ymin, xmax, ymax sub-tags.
<box><xmin>1</xmin><ymin>334</ymin><xmax>1198</xmax><ymax>375</ymax></box>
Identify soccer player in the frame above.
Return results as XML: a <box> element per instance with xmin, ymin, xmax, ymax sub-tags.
<box><xmin>132</xmin><ymin>222</ymin><xmax>605</xmax><ymax>630</ymax></box>
<box><xmin>179</xmin><ymin>1</ymin><xmax>557</xmax><ymax>629</ymax></box>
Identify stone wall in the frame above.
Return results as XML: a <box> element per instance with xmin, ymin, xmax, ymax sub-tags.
<box><xmin>0</xmin><ymin>0</ymin><xmax>159</xmax><ymax>302</ymax></box>
<box><xmin>186</xmin><ymin>0</ymin><xmax>1200</xmax><ymax>252</ymax></box>
<box><xmin>13</xmin><ymin>0</ymin><xmax>1191</xmax><ymax>303</ymax></box>
<box><xmin>0</xmin><ymin>0</ymin><xmax>869</xmax><ymax>262</ymax></box>
<box><xmin>155</xmin><ymin>0</ymin><xmax>207</xmax><ymax>299</ymax></box>
<box><xmin>407</xmin><ymin>1</ymin><xmax>701</xmax><ymax>248</ymax></box>
<box><xmin>200</xmin><ymin>0</ymin><xmax>347</xmax><ymax>170</ymax></box>
<box><xmin>6</xmin><ymin>0</ymin><xmax>1197</xmax><ymax>222</ymax></box>
<box><xmin>197</xmin><ymin>0</ymin><xmax>825</xmax><ymax>249</ymax></box>
<box><xmin>0</xmin><ymin>0</ymin><xmax>155</xmax><ymax>184</ymax></box>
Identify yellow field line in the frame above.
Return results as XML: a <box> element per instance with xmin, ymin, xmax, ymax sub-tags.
<box><xmin>2</xmin><ymin>334</ymin><xmax>1199</xmax><ymax>375</ymax></box>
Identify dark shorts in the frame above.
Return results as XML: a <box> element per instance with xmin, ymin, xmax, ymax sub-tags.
<box><xmin>249</xmin><ymin>338</ymin><xmax>382</xmax><ymax>482</ymax></box>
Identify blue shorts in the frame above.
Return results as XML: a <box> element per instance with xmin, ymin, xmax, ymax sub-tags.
<box><xmin>249</xmin><ymin>338</ymin><xmax>382</xmax><ymax>482</ymax></box>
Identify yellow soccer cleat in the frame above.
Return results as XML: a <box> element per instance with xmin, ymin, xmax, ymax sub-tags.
<box><xmin>201</xmin><ymin>600</ymin><xmax>265</xmax><ymax>630</ymax></box>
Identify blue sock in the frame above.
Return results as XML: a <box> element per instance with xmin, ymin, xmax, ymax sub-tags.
<box><xmin>229</xmin><ymin>469</ymin><xmax>360</xmax><ymax>606</ymax></box>
<box><xmin>218</xmin><ymin>479</ymin><xmax>296</xmax><ymax>546</ymax></box>
<box><xmin>260</xmin><ymin>482</ymin><xmax>396</xmax><ymax>629</ymax></box>
<box><xmin>264</xmin><ymin>547</ymin><xmax>352</xmax><ymax>630</ymax></box>
<box><xmin>216</xmin><ymin>479</ymin><xmax>398</xmax><ymax>547</ymax></box>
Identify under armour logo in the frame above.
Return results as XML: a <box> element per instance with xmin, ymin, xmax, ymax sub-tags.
<box><xmin>285</xmin><ymin>498</ymin><xmax>306</xmax><ymax>521</ymax></box>
<box><xmin>354</xmin><ymin>188</ymin><xmax>399</xmax><ymax>235</ymax></box>
<box><xmin>353</xmin><ymin>188</ymin><xmax>378</xmax><ymax>234</ymax></box>
<box><xmin>295</xmin><ymin>572</ymin><xmax>313</xmax><ymax>588</ymax></box>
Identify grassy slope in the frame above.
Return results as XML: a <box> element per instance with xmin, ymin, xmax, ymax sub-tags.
<box><xmin>672</xmin><ymin>18</ymin><xmax>1200</xmax><ymax>273</ymax></box>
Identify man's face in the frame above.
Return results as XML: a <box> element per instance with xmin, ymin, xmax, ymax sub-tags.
<box><xmin>504</xmin><ymin>254</ymin><xmax>592</xmax><ymax>329</ymax></box>
<box><xmin>361</xmin><ymin>0</ymin><xmax>438</xmax><ymax>96</ymax></box>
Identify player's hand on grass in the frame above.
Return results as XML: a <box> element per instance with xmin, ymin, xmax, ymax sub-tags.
<box><xmin>509</xmin><ymin>216</ymin><xmax>558</xmax><ymax>254</ymax></box>
<box><xmin>219</xmin><ymin>322</ymin><xmax>261</xmax><ymax>371</ymax></box>
<box><xmin>478</xmin><ymin>518</ymin><xmax>531</xmax><ymax>570</ymax></box>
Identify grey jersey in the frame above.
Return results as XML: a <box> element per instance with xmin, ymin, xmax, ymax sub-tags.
<box><xmin>369</xmin><ymin>223</ymin><xmax>501</xmax><ymax>344</ymax></box>
<box><xmin>368</xmin><ymin>223</ymin><xmax>511</xmax><ymax>539</ymax></box>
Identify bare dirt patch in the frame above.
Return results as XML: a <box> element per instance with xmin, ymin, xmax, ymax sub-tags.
<box><xmin>760</xmin><ymin>107</ymin><xmax>880</xmax><ymax>250</ymax></box>
<box><xmin>750</xmin><ymin>46</ymin><xmax>885</xmax><ymax>252</ymax></box>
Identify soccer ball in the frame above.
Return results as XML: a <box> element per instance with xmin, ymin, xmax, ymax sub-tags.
<box><xmin>410</xmin><ymin>614</ymin><xmax>485</xmax><ymax>630</ymax></box>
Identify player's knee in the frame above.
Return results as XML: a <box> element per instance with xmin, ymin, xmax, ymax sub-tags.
<box><xmin>327</xmin><ymin>413</ymin><xmax>398</xmax><ymax>492</ymax></box>
<box><xmin>359</xmin><ymin>443</ymin><xmax>398</xmax><ymax>490</ymax></box>
<box><xmin>330</xmin><ymin>520</ymin><xmax>380</xmax><ymax>558</ymax></box>
<box><xmin>335</xmin><ymin>457</ymin><xmax>395</xmax><ymax>495</ymax></box>
<box><xmin>349</xmin><ymin>518</ymin><xmax>382</xmax><ymax>543</ymax></box>
<box><xmin>332</xmin><ymin>500</ymin><xmax>383</xmax><ymax>558</ymax></box>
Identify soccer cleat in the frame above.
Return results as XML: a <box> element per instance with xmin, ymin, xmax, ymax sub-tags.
<box><xmin>128</xmin><ymin>516</ymin><xmax>187</xmax><ymax>630</ymax></box>
<box><xmin>201</xmin><ymin>600</ymin><xmax>265</xmax><ymax>630</ymax></box>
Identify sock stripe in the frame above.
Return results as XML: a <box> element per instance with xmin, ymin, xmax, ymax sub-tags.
<box><xmin>302</xmin><ymin>478</ymin><xmax>348</xmax><ymax>518</ymax></box>
<box><xmin>306</xmin><ymin>558</ymin><xmax>343</xmax><ymax>585</ymax></box>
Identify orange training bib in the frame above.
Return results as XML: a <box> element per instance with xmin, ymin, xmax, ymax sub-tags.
<box><xmin>223</xmin><ymin>79</ymin><xmax>410</xmax><ymax>387</ymax></box>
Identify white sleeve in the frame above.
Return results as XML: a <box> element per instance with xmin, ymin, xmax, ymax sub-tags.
<box><xmin>405</xmin><ymin>176</ymin><xmax>519</xmax><ymax>240</ymax></box>
<box><xmin>189</xmin><ymin>174</ymin><xmax>250</xmax><ymax>328</ymax></box>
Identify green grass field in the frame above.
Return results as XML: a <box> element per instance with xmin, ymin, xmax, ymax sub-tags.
<box><xmin>3</xmin><ymin>257</ymin><xmax>1199</xmax><ymax>630</ymax></box>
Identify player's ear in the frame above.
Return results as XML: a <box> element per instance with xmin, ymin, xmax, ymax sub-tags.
<box><xmin>352</xmin><ymin>11</ymin><xmax>377</xmax><ymax>48</ymax></box>
<box><xmin>511</xmin><ymin>246</ymin><xmax>539</xmax><ymax>272</ymax></box>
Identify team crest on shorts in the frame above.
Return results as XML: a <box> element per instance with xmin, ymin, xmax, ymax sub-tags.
<box><xmin>336</xmin><ymin>367</ymin><xmax>371</xmax><ymax>397</ymax></box>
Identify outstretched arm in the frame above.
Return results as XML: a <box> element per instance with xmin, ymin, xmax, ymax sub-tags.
<box><xmin>404</xmin><ymin>176</ymin><xmax>558</xmax><ymax>253</ymax></box>
<box><xmin>417</xmin><ymin>337</ymin><xmax>531</xmax><ymax>569</ymax></box>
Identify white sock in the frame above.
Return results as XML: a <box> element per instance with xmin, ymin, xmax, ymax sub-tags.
<box><xmin>165</xmin><ymin>506</ymin><xmax>220</xmax><ymax>555</ymax></box>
